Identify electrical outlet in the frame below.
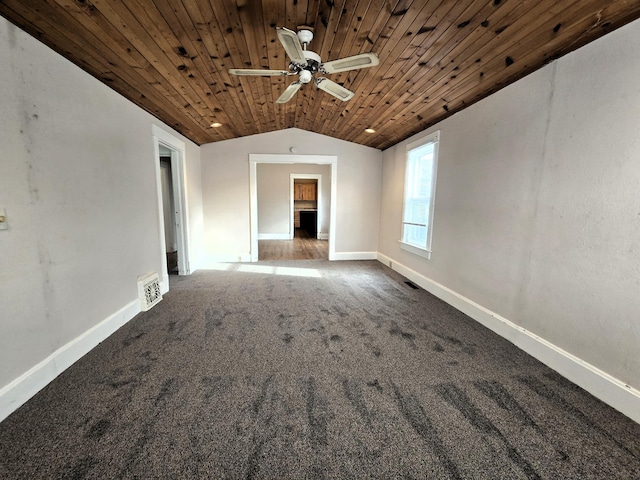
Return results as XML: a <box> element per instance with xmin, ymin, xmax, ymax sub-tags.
<box><xmin>0</xmin><ymin>208</ymin><xmax>7</xmax><ymax>230</ymax></box>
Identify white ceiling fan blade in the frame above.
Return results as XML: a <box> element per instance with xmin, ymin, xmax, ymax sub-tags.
<box><xmin>321</xmin><ymin>52</ymin><xmax>380</xmax><ymax>74</ymax></box>
<box><xmin>276</xmin><ymin>81</ymin><xmax>302</xmax><ymax>104</ymax></box>
<box><xmin>276</xmin><ymin>27</ymin><xmax>307</xmax><ymax>65</ymax></box>
<box><xmin>229</xmin><ymin>68</ymin><xmax>292</xmax><ymax>76</ymax></box>
<box><xmin>315</xmin><ymin>77</ymin><xmax>354</xmax><ymax>102</ymax></box>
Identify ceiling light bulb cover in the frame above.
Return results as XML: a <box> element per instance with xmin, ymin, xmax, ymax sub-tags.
<box><xmin>299</xmin><ymin>70</ymin><xmax>312</xmax><ymax>84</ymax></box>
<box><xmin>365</xmin><ymin>128</ymin><xmax>375</xmax><ymax>133</ymax></box>
<box><xmin>211</xmin><ymin>122</ymin><xmax>222</xmax><ymax>128</ymax></box>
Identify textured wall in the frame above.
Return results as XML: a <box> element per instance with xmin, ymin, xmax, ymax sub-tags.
<box><xmin>0</xmin><ymin>18</ymin><xmax>201</xmax><ymax>391</ymax></box>
<box><xmin>378</xmin><ymin>19</ymin><xmax>640</xmax><ymax>391</ymax></box>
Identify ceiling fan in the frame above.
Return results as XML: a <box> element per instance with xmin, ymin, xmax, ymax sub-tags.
<box><xmin>229</xmin><ymin>27</ymin><xmax>379</xmax><ymax>103</ymax></box>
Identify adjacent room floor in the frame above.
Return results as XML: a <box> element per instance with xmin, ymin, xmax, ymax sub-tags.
<box><xmin>258</xmin><ymin>228</ymin><xmax>328</xmax><ymax>260</ymax></box>
<box><xmin>0</xmin><ymin>260</ymin><xmax>638</xmax><ymax>478</ymax></box>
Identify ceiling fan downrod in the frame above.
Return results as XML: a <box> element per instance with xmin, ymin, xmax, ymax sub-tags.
<box><xmin>292</xmin><ymin>29</ymin><xmax>320</xmax><ymax>82</ymax></box>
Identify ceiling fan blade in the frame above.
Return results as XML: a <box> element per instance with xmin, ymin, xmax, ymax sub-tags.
<box><xmin>229</xmin><ymin>68</ymin><xmax>292</xmax><ymax>76</ymax></box>
<box><xmin>276</xmin><ymin>27</ymin><xmax>307</xmax><ymax>65</ymax></box>
<box><xmin>321</xmin><ymin>52</ymin><xmax>380</xmax><ymax>74</ymax></box>
<box><xmin>315</xmin><ymin>77</ymin><xmax>354</xmax><ymax>102</ymax></box>
<box><xmin>276</xmin><ymin>81</ymin><xmax>302</xmax><ymax>104</ymax></box>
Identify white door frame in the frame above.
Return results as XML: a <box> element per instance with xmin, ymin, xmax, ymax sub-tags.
<box><xmin>153</xmin><ymin>125</ymin><xmax>191</xmax><ymax>290</ymax></box>
<box><xmin>250</xmin><ymin>154</ymin><xmax>337</xmax><ymax>262</ymax></box>
<box><xmin>290</xmin><ymin>174</ymin><xmax>322</xmax><ymax>239</ymax></box>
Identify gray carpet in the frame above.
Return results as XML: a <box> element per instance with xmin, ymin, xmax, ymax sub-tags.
<box><xmin>1</xmin><ymin>260</ymin><xmax>638</xmax><ymax>479</ymax></box>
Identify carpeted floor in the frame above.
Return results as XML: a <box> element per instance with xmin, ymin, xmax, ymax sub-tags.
<box><xmin>1</xmin><ymin>260</ymin><xmax>638</xmax><ymax>479</ymax></box>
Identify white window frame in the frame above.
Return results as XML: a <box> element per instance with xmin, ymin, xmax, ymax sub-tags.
<box><xmin>399</xmin><ymin>130</ymin><xmax>440</xmax><ymax>260</ymax></box>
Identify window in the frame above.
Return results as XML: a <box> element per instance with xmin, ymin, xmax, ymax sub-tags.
<box><xmin>400</xmin><ymin>131</ymin><xmax>439</xmax><ymax>259</ymax></box>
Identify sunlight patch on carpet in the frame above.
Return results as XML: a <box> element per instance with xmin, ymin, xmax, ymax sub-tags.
<box><xmin>209</xmin><ymin>263</ymin><xmax>322</xmax><ymax>278</ymax></box>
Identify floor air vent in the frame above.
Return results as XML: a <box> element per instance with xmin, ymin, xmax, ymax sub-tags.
<box><xmin>138</xmin><ymin>272</ymin><xmax>162</xmax><ymax>311</ymax></box>
<box><xmin>404</xmin><ymin>281</ymin><xmax>419</xmax><ymax>290</ymax></box>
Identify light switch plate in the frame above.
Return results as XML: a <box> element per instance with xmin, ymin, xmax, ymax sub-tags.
<box><xmin>0</xmin><ymin>207</ymin><xmax>8</xmax><ymax>230</ymax></box>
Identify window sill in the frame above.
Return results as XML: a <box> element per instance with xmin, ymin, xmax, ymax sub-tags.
<box><xmin>399</xmin><ymin>241</ymin><xmax>431</xmax><ymax>259</ymax></box>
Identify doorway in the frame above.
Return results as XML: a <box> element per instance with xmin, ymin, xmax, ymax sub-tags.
<box><xmin>249</xmin><ymin>154</ymin><xmax>337</xmax><ymax>262</ymax></box>
<box><xmin>153</xmin><ymin>125</ymin><xmax>190</xmax><ymax>289</ymax></box>
<box><xmin>291</xmin><ymin>174</ymin><xmax>322</xmax><ymax>240</ymax></box>
<box><xmin>159</xmin><ymin>148</ymin><xmax>178</xmax><ymax>274</ymax></box>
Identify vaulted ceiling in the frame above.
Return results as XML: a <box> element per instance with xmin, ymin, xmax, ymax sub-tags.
<box><xmin>2</xmin><ymin>1</ymin><xmax>640</xmax><ymax>150</ymax></box>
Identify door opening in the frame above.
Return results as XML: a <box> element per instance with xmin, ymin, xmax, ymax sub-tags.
<box><xmin>249</xmin><ymin>154</ymin><xmax>337</xmax><ymax>262</ymax></box>
<box><xmin>153</xmin><ymin>125</ymin><xmax>190</xmax><ymax>290</ymax></box>
<box><xmin>291</xmin><ymin>175</ymin><xmax>322</xmax><ymax>240</ymax></box>
<box><xmin>159</xmin><ymin>148</ymin><xmax>178</xmax><ymax>274</ymax></box>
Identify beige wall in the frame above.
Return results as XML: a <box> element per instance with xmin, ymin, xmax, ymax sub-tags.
<box><xmin>378</xmin><ymin>19</ymin><xmax>640</xmax><ymax>395</ymax></box>
<box><xmin>257</xmin><ymin>163</ymin><xmax>331</xmax><ymax>237</ymax></box>
<box><xmin>0</xmin><ymin>18</ymin><xmax>202</xmax><ymax>419</ymax></box>
<box><xmin>200</xmin><ymin>128</ymin><xmax>382</xmax><ymax>263</ymax></box>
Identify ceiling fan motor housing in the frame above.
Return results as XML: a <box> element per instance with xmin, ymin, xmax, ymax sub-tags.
<box><xmin>289</xmin><ymin>50</ymin><xmax>321</xmax><ymax>77</ymax></box>
<box><xmin>290</xmin><ymin>61</ymin><xmax>319</xmax><ymax>83</ymax></box>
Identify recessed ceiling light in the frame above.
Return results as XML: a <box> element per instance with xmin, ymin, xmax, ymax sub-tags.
<box><xmin>211</xmin><ymin>122</ymin><xmax>222</xmax><ymax>128</ymax></box>
<box><xmin>365</xmin><ymin>128</ymin><xmax>375</xmax><ymax>133</ymax></box>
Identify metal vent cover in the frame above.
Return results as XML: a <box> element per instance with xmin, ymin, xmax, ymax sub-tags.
<box><xmin>137</xmin><ymin>272</ymin><xmax>162</xmax><ymax>311</ymax></box>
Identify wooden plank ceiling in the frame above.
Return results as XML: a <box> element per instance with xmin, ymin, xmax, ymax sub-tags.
<box><xmin>2</xmin><ymin>1</ymin><xmax>640</xmax><ymax>150</ymax></box>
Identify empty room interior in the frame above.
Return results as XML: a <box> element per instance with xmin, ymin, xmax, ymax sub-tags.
<box><xmin>1</xmin><ymin>1</ymin><xmax>639</xmax><ymax>478</ymax></box>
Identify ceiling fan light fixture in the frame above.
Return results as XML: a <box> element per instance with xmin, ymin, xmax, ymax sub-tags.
<box><xmin>233</xmin><ymin>26</ymin><xmax>378</xmax><ymax>104</ymax></box>
<box><xmin>299</xmin><ymin>70</ymin><xmax>312</xmax><ymax>84</ymax></box>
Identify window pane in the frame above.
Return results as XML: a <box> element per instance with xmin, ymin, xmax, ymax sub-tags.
<box><xmin>403</xmin><ymin>198</ymin><xmax>429</xmax><ymax>225</ymax></box>
<box><xmin>401</xmin><ymin>132</ymin><xmax>439</xmax><ymax>254</ymax></box>
<box><xmin>404</xmin><ymin>142</ymin><xmax>434</xmax><ymax>229</ymax></box>
<box><xmin>403</xmin><ymin>224</ymin><xmax>427</xmax><ymax>247</ymax></box>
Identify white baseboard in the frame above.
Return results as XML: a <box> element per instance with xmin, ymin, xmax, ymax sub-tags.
<box><xmin>318</xmin><ymin>233</ymin><xmax>329</xmax><ymax>240</ymax></box>
<box><xmin>200</xmin><ymin>253</ymin><xmax>252</xmax><ymax>267</ymax></box>
<box><xmin>332</xmin><ymin>251</ymin><xmax>378</xmax><ymax>261</ymax></box>
<box><xmin>0</xmin><ymin>299</ymin><xmax>141</xmax><ymax>423</ymax></box>
<box><xmin>258</xmin><ymin>233</ymin><xmax>291</xmax><ymax>240</ymax></box>
<box><xmin>377</xmin><ymin>252</ymin><xmax>640</xmax><ymax>425</ymax></box>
